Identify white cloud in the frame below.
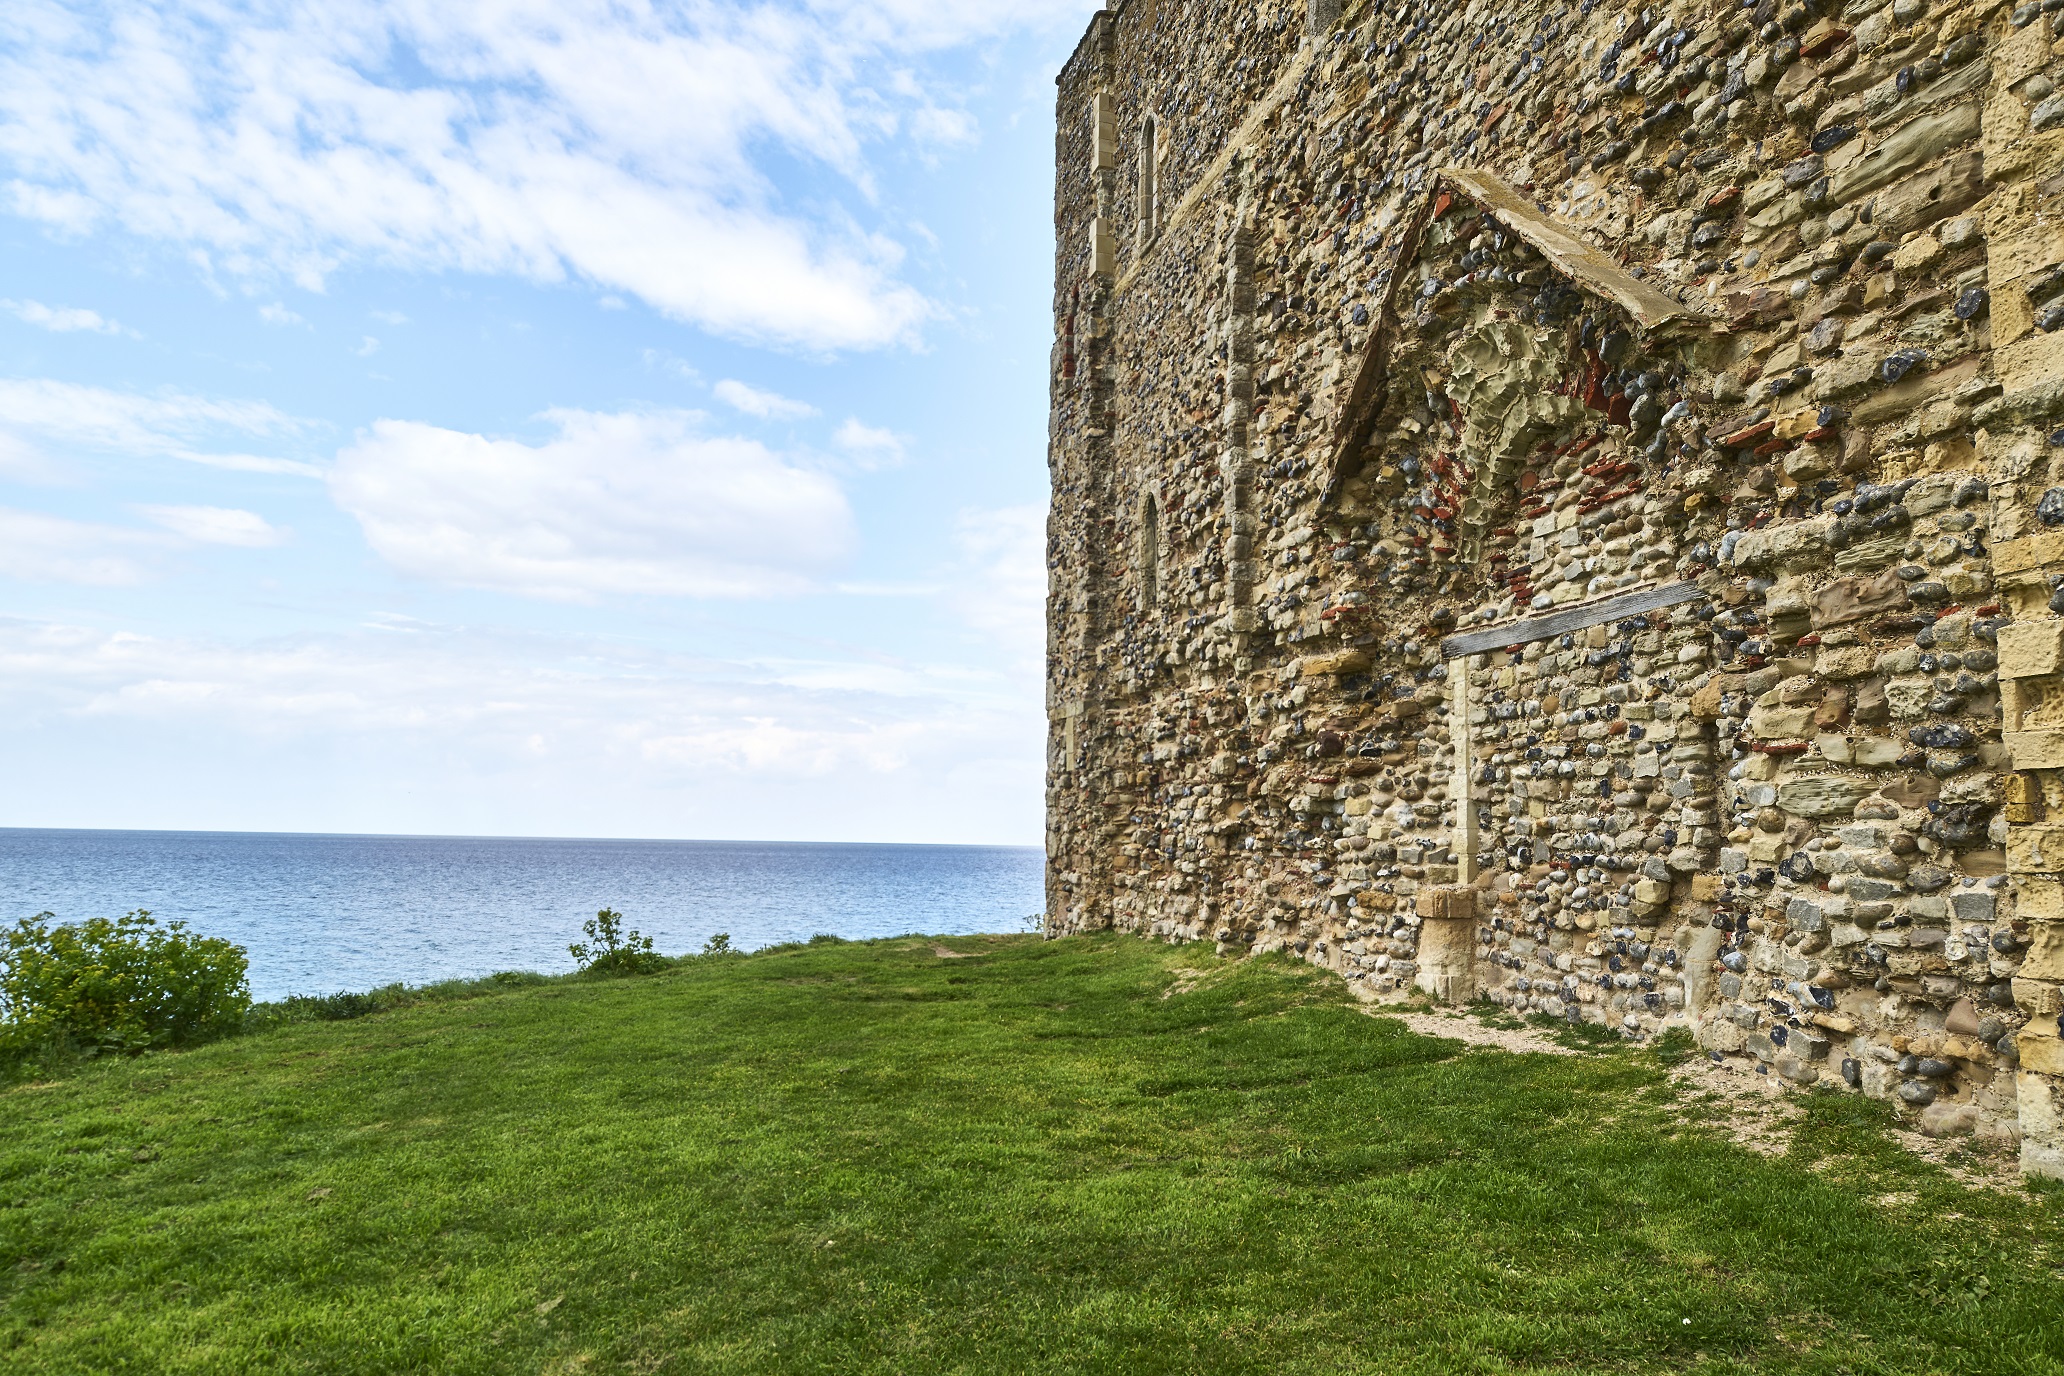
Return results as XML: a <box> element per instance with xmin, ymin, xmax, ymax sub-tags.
<box><xmin>949</xmin><ymin>503</ymin><xmax>1045</xmax><ymax>667</ymax></box>
<box><xmin>0</xmin><ymin>377</ymin><xmax>315</xmax><ymax>476</ymax></box>
<box><xmin>910</xmin><ymin>106</ymin><xmax>979</xmax><ymax>151</ymax></box>
<box><xmin>0</xmin><ymin>617</ymin><xmax>1002</xmax><ymax>747</ymax></box>
<box><xmin>714</xmin><ymin>378</ymin><xmax>817</xmax><ymax>420</ymax></box>
<box><xmin>136</xmin><ymin>504</ymin><xmax>286</xmax><ymax>547</ymax></box>
<box><xmin>0</xmin><ymin>431</ymin><xmax>63</xmax><ymax>483</ymax></box>
<box><xmin>330</xmin><ymin>408</ymin><xmax>856</xmax><ymax>600</ymax></box>
<box><xmin>0</xmin><ymin>613</ymin><xmax>1043</xmax><ymax>842</ymax></box>
<box><xmin>259</xmin><ymin>303</ymin><xmax>306</xmax><ymax>327</ymax></box>
<box><xmin>1</xmin><ymin>299</ymin><xmax>133</xmax><ymax>335</ymax></box>
<box><xmin>355</xmin><ymin>335</ymin><xmax>379</xmax><ymax>356</ymax></box>
<box><xmin>0</xmin><ymin>0</ymin><xmax>1093</xmax><ymax>352</ymax></box>
<box><xmin>0</xmin><ymin>507</ymin><xmax>166</xmax><ymax>585</ymax></box>
<box><xmin>369</xmin><ymin>309</ymin><xmax>407</xmax><ymax>324</ymax></box>
<box><xmin>833</xmin><ymin>416</ymin><xmax>905</xmax><ymax>468</ymax></box>
<box><xmin>642</xmin><ymin>348</ymin><xmax>700</xmax><ymax>382</ymax></box>
<box><xmin>0</xmin><ymin>501</ymin><xmax>287</xmax><ymax>587</ymax></box>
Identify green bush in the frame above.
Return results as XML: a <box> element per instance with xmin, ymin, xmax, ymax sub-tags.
<box><xmin>249</xmin><ymin>971</ymin><xmax>551</xmax><ymax>1031</ymax></box>
<box><xmin>267</xmin><ymin>990</ymin><xmax>384</xmax><ymax>1023</ymax></box>
<box><xmin>569</xmin><ymin>908</ymin><xmax>670</xmax><ymax>977</ymax></box>
<box><xmin>0</xmin><ymin>910</ymin><xmax>250</xmax><ymax>1060</ymax></box>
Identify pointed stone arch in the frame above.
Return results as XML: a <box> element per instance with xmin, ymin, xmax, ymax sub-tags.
<box><xmin>1308</xmin><ymin>167</ymin><xmax>1720</xmax><ymax>618</ymax></box>
<box><xmin>1321</xmin><ymin>167</ymin><xmax>1704</xmax><ymax>514</ymax></box>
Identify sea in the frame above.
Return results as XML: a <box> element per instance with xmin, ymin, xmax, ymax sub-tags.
<box><xmin>0</xmin><ymin>829</ymin><xmax>1046</xmax><ymax>1003</ymax></box>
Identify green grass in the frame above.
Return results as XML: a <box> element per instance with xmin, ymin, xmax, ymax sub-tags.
<box><xmin>3</xmin><ymin>933</ymin><xmax>2061</xmax><ymax>1374</ymax></box>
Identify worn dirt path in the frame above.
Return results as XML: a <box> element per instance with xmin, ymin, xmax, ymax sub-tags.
<box><xmin>1358</xmin><ymin>999</ymin><xmax>2025</xmax><ymax>1191</ymax></box>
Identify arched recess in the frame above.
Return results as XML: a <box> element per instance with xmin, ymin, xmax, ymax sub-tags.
<box><xmin>1301</xmin><ymin>168</ymin><xmax>1729</xmax><ymax>1032</ymax></box>
<box><xmin>1316</xmin><ymin>166</ymin><xmax>1711</xmax><ymax>620</ymax></box>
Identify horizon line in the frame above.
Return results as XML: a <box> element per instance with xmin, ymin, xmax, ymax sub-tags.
<box><xmin>0</xmin><ymin>825</ymin><xmax>1044</xmax><ymax>850</ymax></box>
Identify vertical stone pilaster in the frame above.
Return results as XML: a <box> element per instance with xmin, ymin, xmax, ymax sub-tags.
<box><xmin>1452</xmin><ymin>668</ymin><xmax>1477</xmax><ymax>884</ymax></box>
<box><xmin>1221</xmin><ymin>153</ymin><xmax>1258</xmax><ymax>642</ymax></box>
<box><xmin>1996</xmin><ymin>540</ymin><xmax>2064</xmax><ymax>1177</ymax></box>
<box><xmin>1045</xmin><ymin>12</ymin><xmax>1119</xmax><ymax>937</ymax></box>
<box><xmin>1983</xmin><ymin>3</ymin><xmax>2064</xmax><ymax>1178</ymax></box>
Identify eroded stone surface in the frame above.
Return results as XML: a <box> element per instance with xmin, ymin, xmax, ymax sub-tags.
<box><xmin>1047</xmin><ymin>0</ymin><xmax>2064</xmax><ymax>1174</ymax></box>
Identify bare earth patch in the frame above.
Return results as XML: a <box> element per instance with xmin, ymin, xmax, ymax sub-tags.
<box><xmin>1663</xmin><ymin>1053</ymin><xmax>1807</xmax><ymax>1159</ymax></box>
<box><xmin>1159</xmin><ymin>963</ymin><xmax>1240</xmax><ymax>999</ymax></box>
<box><xmin>1884</xmin><ymin>1126</ymin><xmax>2025</xmax><ymax>1192</ymax></box>
<box><xmin>1348</xmin><ymin>991</ymin><xmax>2028</xmax><ymax>1190</ymax></box>
<box><xmin>1366</xmin><ymin>1004</ymin><xmax>1579</xmax><ymax>1059</ymax></box>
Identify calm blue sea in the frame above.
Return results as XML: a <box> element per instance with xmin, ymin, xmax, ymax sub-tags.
<box><xmin>0</xmin><ymin>830</ymin><xmax>1045</xmax><ymax>1003</ymax></box>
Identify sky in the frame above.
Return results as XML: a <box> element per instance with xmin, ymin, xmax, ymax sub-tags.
<box><xmin>0</xmin><ymin>0</ymin><xmax>1097</xmax><ymax>846</ymax></box>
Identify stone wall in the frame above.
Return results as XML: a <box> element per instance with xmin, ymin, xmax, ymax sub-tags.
<box><xmin>1045</xmin><ymin>0</ymin><xmax>2064</xmax><ymax>1172</ymax></box>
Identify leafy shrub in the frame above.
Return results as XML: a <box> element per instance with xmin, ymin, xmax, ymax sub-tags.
<box><xmin>1</xmin><ymin>910</ymin><xmax>250</xmax><ymax>1059</ymax></box>
<box><xmin>249</xmin><ymin>970</ymin><xmax>552</xmax><ymax>1030</ymax></box>
<box><xmin>267</xmin><ymin>990</ymin><xmax>384</xmax><ymax>1023</ymax></box>
<box><xmin>570</xmin><ymin>909</ymin><xmax>670</xmax><ymax>976</ymax></box>
<box><xmin>701</xmin><ymin>932</ymin><xmax>735</xmax><ymax>956</ymax></box>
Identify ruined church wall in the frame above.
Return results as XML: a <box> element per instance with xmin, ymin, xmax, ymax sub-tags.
<box><xmin>1046</xmin><ymin>0</ymin><xmax>2064</xmax><ymax>1170</ymax></box>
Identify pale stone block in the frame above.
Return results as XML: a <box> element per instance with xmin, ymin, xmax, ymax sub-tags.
<box><xmin>1999</xmin><ymin>327</ymin><xmax>2064</xmax><ymax>394</ymax></box>
<box><xmin>1998</xmin><ymin>621</ymin><xmax>2064</xmax><ymax>680</ymax></box>
<box><xmin>1815</xmin><ymin>645</ymin><xmax>1876</xmax><ymax>678</ymax></box>
<box><xmin>1892</xmin><ymin>233</ymin><xmax>1944</xmax><ymax>275</ymax></box>
<box><xmin>1998</xmin><ymin>20</ymin><xmax>2056</xmax><ymax>86</ymax></box>
<box><xmin>1988</xmin><ymin>219</ymin><xmax>2064</xmax><ymax>286</ymax></box>
<box><xmin>2019</xmin><ymin>925</ymin><xmax>2064</xmax><ymax>983</ymax></box>
<box><xmin>1091</xmin><ymin>92</ymin><xmax>1117</xmax><ymax>170</ymax></box>
<box><xmin>1749</xmin><ymin>705</ymin><xmax>1816</xmax><ymax>739</ymax></box>
<box><xmin>1299</xmin><ymin>649</ymin><xmax>1370</xmax><ymax>676</ymax></box>
<box><xmin>2008</xmin><ymin>730</ymin><xmax>2064</xmax><ymax>770</ymax></box>
<box><xmin>1885</xmin><ymin>677</ymin><xmax>1933</xmax><ymax>718</ymax></box>
<box><xmin>2022</xmin><ymin>879</ymin><xmax>2064</xmax><ymax>925</ymax></box>
<box><xmin>2021</xmin><ymin>1029</ymin><xmax>2064</xmax><ymax>1078</ymax></box>
<box><xmin>1090</xmin><ymin>217</ymin><xmax>1115</xmax><ymax>276</ymax></box>
<box><xmin>2015</xmin><ymin>978</ymin><xmax>2064</xmax><ymax>1018</ymax></box>
<box><xmin>2009</xmin><ymin>824</ymin><xmax>2064</xmax><ymax>874</ymax></box>
<box><xmin>2017</xmin><ymin>1071</ymin><xmax>2064</xmax><ymax>1180</ymax></box>
<box><xmin>1733</xmin><ymin>514</ymin><xmax>1834</xmax><ymax>570</ymax></box>
<box><xmin>1993</xmin><ymin>531</ymin><xmax>2064</xmax><ymax>578</ymax></box>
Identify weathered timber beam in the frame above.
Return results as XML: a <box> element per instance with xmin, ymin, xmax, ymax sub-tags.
<box><xmin>1439</xmin><ymin>168</ymin><xmax>1697</xmax><ymax>332</ymax></box>
<box><xmin>1439</xmin><ymin>580</ymin><xmax>1704</xmax><ymax>660</ymax></box>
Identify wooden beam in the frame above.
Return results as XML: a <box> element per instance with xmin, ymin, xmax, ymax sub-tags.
<box><xmin>1451</xmin><ymin>668</ymin><xmax>1476</xmax><ymax>883</ymax></box>
<box><xmin>1439</xmin><ymin>168</ymin><xmax>1698</xmax><ymax>332</ymax></box>
<box><xmin>1439</xmin><ymin>581</ymin><xmax>1705</xmax><ymax>660</ymax></box>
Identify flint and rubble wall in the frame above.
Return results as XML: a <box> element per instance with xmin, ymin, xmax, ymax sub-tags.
<box><xmin>1045</xmin><ymin>0</ymin><xmax>2064</xmax><ymax>1171</ymax></box>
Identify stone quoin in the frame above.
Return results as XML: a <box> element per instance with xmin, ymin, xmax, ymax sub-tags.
<box><xmin>1043</xmin><ymin>0</ymin><xmax>2064</xmax><ymax>1173</ymax></box>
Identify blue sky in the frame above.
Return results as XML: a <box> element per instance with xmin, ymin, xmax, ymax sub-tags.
<box><xmin>0</xmin><ymin>0</ymin><xmax>1095</xmax><ymax>845</ymax></box>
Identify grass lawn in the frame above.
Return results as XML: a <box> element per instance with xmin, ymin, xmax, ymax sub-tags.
<box><xmin>3</xmin><ymin>932</ymin><xmax>2062</xmax><ymax>1374</ymax></box>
